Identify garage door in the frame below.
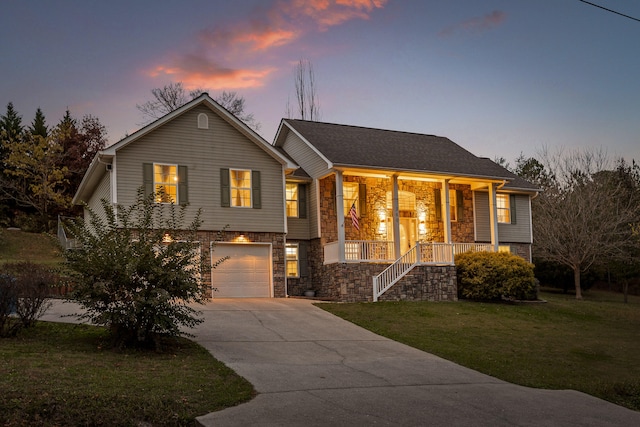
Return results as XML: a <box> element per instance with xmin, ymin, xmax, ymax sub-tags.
<box><xmin>211</xmin><ymin>243</ymin><xmax>272</xmax><ymax>297</ymax></box>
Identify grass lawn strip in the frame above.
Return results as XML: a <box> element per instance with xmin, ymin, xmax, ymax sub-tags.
<box><xmin>318</xmin><ymin>290</ymin><xmax>640</xmax><ymax>412</ymax></box>
<box><xmin>0</xmin><ymin>321</ymin><xmax>254</xmax><ymax>426</ymax></box>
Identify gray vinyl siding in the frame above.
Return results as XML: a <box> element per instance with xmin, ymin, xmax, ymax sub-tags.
<box><xmin>286</xmin><ymin>183</ymin><xmax>310</xmax><ymax>240</ymax></box>
<box><xmin>282</xmin><ymin>131</ymin><xmax>330</xmax><ymax>178</ymax></box>
<box><xmin>281</xmin><ymin>131</ymin><xmax>329</xmax><ymax>238</ymax></box>
<box><xmin>474</xmin><ymin>192</ymin><xmax>532</xmax><ymax>243</ymax></box>
<box><xmin>115</xmin><ymin>104</ymin><xmax>285</xmax><ymax>233</ymax></box>
<box><xmin>85</xmin><ymin>171</ymin><xmax>111</xmax><ymax>225</ymax></box>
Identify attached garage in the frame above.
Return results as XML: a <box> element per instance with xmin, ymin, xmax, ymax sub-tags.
<box><xmin>211</xmin><ymin>243</ymin><xmax>272</xmax><ymax>297</ymax></box>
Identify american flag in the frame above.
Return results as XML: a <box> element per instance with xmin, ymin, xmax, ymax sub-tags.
<box><xmin>349</xmin><ymin>202</ymin><xmax>360</xmax><ymax>230</ymax></box>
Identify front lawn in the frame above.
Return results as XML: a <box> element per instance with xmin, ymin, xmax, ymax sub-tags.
<box><xmin>0</xmin><ymin>321</ymin><xmax>254</xmax><ymax>426</ymax></box>
<box><xmin>318</xmin><ymin>290</ymin><xmax>640</xmax><ymax>411</ymax></box>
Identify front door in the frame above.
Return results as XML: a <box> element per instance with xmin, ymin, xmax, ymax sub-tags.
<box><xmin>387</xmin><ymin>217</ymin><xmax>417</xmax><ymax>255</ymax></box>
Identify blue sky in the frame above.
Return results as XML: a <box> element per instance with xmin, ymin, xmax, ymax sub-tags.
<box><xmin>1</xmin><ymin>0</ymin><xmax>639</xmax><ymax>164</ymax></box>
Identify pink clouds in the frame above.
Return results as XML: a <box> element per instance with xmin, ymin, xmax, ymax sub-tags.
<box><xmin>439</xmin><ymin>10</ymin><xmax>507</xmax><ymax>37</ymax></box>
<box><xmin>146</xmin><ymin>0</ymin><xmax>387</xmax><ymax>90</ymax></box>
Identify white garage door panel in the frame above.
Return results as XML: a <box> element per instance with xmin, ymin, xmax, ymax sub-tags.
<box><xmin>212</xmin><ymin>244</ymin><xmax>271</xmax><ymax>297</ymax></box>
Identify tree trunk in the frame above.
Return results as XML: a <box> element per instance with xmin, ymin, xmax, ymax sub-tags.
<box><xmin>623</xmin><ymin>279</ymin><xmax>629</xmax><ymax>304</ymax></box>
<box><xmin>573</xmin><ymin>266</ymin><xmax>583</xmax><ymax>299</ymax></box>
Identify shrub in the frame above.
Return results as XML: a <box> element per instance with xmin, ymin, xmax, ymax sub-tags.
<box><xmin>455</xmin><ymin>251</ymin><xmax>537</xmax><ymax>301</ymax></box>
<box><xmin>0</xmin><ymin>262</ymin><xmax>56</xmax><ymax>337</ymax></box>
<box><xmin>64</xmin><ymin>189</ymin><xmax>223</xmax><ymax>350</ymax></box>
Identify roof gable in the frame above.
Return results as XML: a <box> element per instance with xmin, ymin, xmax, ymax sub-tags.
<box><xmin>74</xmin><ymin>94</ymin><xmax>296</xmax><ymax>204</ymax></box>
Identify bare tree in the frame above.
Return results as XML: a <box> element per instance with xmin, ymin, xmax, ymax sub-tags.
<box><xmin>137</xmin><ymin>83</ymin><xmax>260</xmax><ymax>131</ymax></box>
<box><xmin>286</xmin><ymin>59</ymin><xmax>320</xmax><ymax>121</ymax></box>
<box><xmin>531</xmin><ymin>147</ymin><xmax>640</xmax><ymax>299</ymax></box>
<box><xmin>216</xmin><ymin>91</ymin><xmax>261</xmax><ymax>131</ymax></box>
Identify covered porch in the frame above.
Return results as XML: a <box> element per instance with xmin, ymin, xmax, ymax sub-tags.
<box><xmin>322</xmin><ymin>169</ymin><xmax>506</xmax><ymax>264</ymax></box>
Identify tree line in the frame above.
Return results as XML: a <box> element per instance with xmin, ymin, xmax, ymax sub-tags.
<box><xmin>0</xmin><ymin>103</ymin><xmax>107</xmax><ymax>232</ymax></box>
<box><xmin>505</xmin><ymin>150</ymin><xmax>640</xmax><ymax>300</ymax></box>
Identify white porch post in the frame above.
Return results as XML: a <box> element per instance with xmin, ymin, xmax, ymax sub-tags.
<box><xmin>392</xmin><ymin>174</ymin><xmax>401</xmax><ymax>259</ymax></box>
<box><xmin>336</xmin><ymin>171</ymin><xmax>346</xmax><ymax>262</ymax></box>
<box><xmin>442</xmin><ymin>179</ymin><xmax>452</xmax><ymax>244</ymax></box>
<box><xmin>488</xmin><ymin>183</ymin><xmax>499</xmax><ymax>251</ymax></box>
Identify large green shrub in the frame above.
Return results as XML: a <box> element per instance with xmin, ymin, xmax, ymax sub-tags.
<box><xmin>455</xmin><ymin>251</ymin><xmax>537</xmax><ymax>301</ymax></box>
<box><xmin>64</xmin><ymin>189</ymin><xmax>223</xmax><ymax>349</ymax></box>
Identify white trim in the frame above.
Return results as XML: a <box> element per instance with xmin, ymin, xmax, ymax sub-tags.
<box><xmin>275</xmin><ymin>120</ymin><xmax>334</xmax><ymax>169</ymax></box>
<box><xmin>285</xmin><ymin>242</ymin><xmax>300</xmax><ymax>278</ymax></box>
<box><xmin>229</xmin><ymin>168</ymin><xmax>253</xmax><ymax>208</ymax></box>
<box><xmin>153</xmin><ymin>162</ymin><xmax>179</xmax><ymax>204</ymax></box>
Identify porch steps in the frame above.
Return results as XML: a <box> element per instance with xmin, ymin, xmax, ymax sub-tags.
<box><xmin>372</xmin><ymin>245</ymin><xmax>419</xmax><ymax>302</ymax></box>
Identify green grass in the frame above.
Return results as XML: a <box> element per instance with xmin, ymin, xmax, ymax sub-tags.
<box><xmin>0</xmin><ymin>229</ymin><xmax>64</xmax><ymax>265</ymax></box>
<box><xmin>1</xmin><ymin>230</ymin><xmax>255</xmax><ymax>425</ymax></box>
<box><xmin>317</xmin><ymin>290</ymin><xmax>640</xmax><ymax>411</ymax></box>
<box><xmin>0</xmin><ymin>321</ymin><xmax>255</xmax><ymax>426</ymax></box>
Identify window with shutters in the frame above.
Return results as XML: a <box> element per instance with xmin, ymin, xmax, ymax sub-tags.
<box><xmin>286</xmin><ymin>183</ymin><xmax>298</xmax><ymax>217</ymax></box>
<box><xmin>286</xmin><ymin>243</ymin><xmax>299</xmax><ymax>277</ymax></box>
<box><xmin>154</xmin><ymin>164</ymin><xmax>177</xmax><ymax>203</ymax></box>
<box><xmin>497</xmin><ymin>194</ymin><xmax>511</xmax><ymax>223</ymax></box>
<box><xmin>343</xmin><ymin>182</ymin><xmax>359</xmax><ymax>216</ymax></box>
<box><xmin>230</xmin><ymin>169</ymin><xmax>252</xmax><ymax>207</ymax></box>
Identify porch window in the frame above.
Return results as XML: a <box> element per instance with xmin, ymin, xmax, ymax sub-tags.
<box><xmin>286</xmin><ymin>183</ymin><xmax>298</xmax><ymax>217</ymax></box>
<box><xmin>497</xmin><ymin>194</ymin><xmax>511</xmax><ymax>223</ymax></box>
<box><xmin>154</xmin><ymin>164</ymin><xmax>177</xmax><ymax>203</ymax></box>
<box><xmin>343</xmin><ymin>182</ymin><xmax>360</xmax><ymax>216</ymax></box>
<box><xmin>286</xmin><ymin>243</ymin><xmax>299</xmax><ymax>277</ymax></box>
<box><xmin>230</xmin><ymin>169</ymin><xmax>252</xmax><ymax>207</ymax></box>
<box><xmin>449</xmin><ymin>190</ymin><xmax>458</xmax><ymax>222</ymax></box>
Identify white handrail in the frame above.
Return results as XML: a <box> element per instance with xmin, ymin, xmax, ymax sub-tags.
<box><xmin>373</xmin><ymin>244</ymin><xmax>419</xmax><ymax>302</ymax></box>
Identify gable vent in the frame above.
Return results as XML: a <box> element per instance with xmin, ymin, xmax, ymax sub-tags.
<box><xmin>197</xmin><ymin>113</ymin><xmax>209</xmax><ymax>129</ymax></box>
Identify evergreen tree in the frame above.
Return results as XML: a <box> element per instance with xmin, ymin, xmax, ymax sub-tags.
<box><xmin>29</xmin><ymin>107</ymin><xmax>48</xmax><ymax>138</ymax></box>
<box><xmin>0</xmin><ymin>102</ymin><xmax>24</xmax><ymax>168</ymax></box>
<box><xmin>0</xmin><ymin>102</ymin><xmax>24</xmax><ymax>142</ymax></box>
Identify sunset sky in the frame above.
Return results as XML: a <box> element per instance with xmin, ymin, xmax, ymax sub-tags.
<box><xmin>1</xmin><ymin>0</ymin><xmax>639</xmax><ymax>164</ymax></box>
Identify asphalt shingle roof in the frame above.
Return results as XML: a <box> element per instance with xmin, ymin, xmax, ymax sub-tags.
<box><xmin>283</xmin><ymin>119</ymin><xmax>538</xmax><ymax>191</ymax></box>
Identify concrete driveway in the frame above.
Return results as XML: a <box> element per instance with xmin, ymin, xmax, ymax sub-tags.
<box><xmin>42</xmin><ymin>298</ymin><xmax>640</xmax><ymax>426</ymax></box>
<box><xmin>191</xmin><ymin>298</ymin><xmax>640</xmax><ymax>427</ymax></box>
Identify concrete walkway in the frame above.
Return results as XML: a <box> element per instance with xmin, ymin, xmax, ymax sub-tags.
<box><xmin>42</xmin><ymin>299</ymin><xmax>640</xmax><ymax>426</ymax></box>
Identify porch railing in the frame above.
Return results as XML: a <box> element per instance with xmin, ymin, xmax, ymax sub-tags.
<box><xmin>57</xmin><ymin>215</ymin><xmax>79</xmax><ymax>250</ymax></box>
<box><xmin>373</xmin><ymin>242</ymin><xmax>494</xmax><ymax>301</ymax></box>
<box><xmin>324</xmin><ymin>240</ymin><xmax>493</xmax><ymax>265</ymax></box>
<box><xmin>373</xmin><ymin>245</ymin><xmax>419</xmax><ymax>301</ymax></box>
<box><xmin>324</xmin><ymin>240</ymin><xmax>394</xmax><ymax>264</ymax></box>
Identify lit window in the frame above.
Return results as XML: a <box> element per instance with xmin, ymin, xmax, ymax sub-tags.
<box><xmin>343</xmin><ymin>182</ymin><xmax>359</xmax><ymax>216</ymax></box>
<box><xmin>496</xmin><ymin>194</ymin><xmax>511</xmax><ymax>223</ymax></box>
<box><xmin>498</xmin><ymin>245</ymin><xmax>511</xmax><ymax>253</ymax></box>
<box><xmin>449</xmin><ymin>189</ymin><xmax>458</xmax><ymax>222</ymax></box>
<box><xmin>286</xmin><ymin>183</ymin><xmax>298</xmax><ymax>217</ymax></box>
<box><xmin>231</xmin><ymin>169</ymin><xmax>252</xmax><ymax>207</ymax></box>
<box><xmin>286</xmin><ymin>243</ymin><xmax>299</xmax><ymax>277</ymax></box>
<box><xmin>154</xmin><ymin>164</ymin><xmax>177</xmax><ymax>203</ymax></box>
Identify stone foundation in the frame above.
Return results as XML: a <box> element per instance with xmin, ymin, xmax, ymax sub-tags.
<box><xmin>316</xmin><ymin>262</ymin><xmax>457</xmax><ymax>302</ymax></box>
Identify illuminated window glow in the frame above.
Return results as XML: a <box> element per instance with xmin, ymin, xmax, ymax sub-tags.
<box><xmin>154</xmin><ymin>164</ymin><xmax>177</xmax><ymax>203</ymax></box>
<box><xmin>231</xmin><ymin>169</ymin><xmax>252</xmax><ymax>207</ymax></box>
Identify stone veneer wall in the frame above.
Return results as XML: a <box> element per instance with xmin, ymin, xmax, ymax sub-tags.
<box><xmin>319</xmin><ymin>175</ymin><xmax>476</xmax><ymax>245</ymax></box>
<box><xmin>450</xmin><ymin>184</ymin><xmax>474</xmax><ymax>243</ymax></box>
<box><xmin>317</xmin><ymin>262</ymin><xmax>457</xmax><ymax>302</ymax></box>
<box><xmin>508</xmin><ymin>243</ymin><xmax>532</xmax><ymax>263</ymax></box>
<box><xmin>377</xmin><ymin>265</ymin><xmax>457</xmax><ymax>302</ymax></box>
<box><xmin>198</xmin><ymin>230</ymin><xmax>286</xmax><ymax>297</ymax></box>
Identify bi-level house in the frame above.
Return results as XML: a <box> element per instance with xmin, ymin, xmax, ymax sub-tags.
<box><xmin>72</xmin><ymin>94</ymin><xmax>538</xmax><ymax>302</ymax></box>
